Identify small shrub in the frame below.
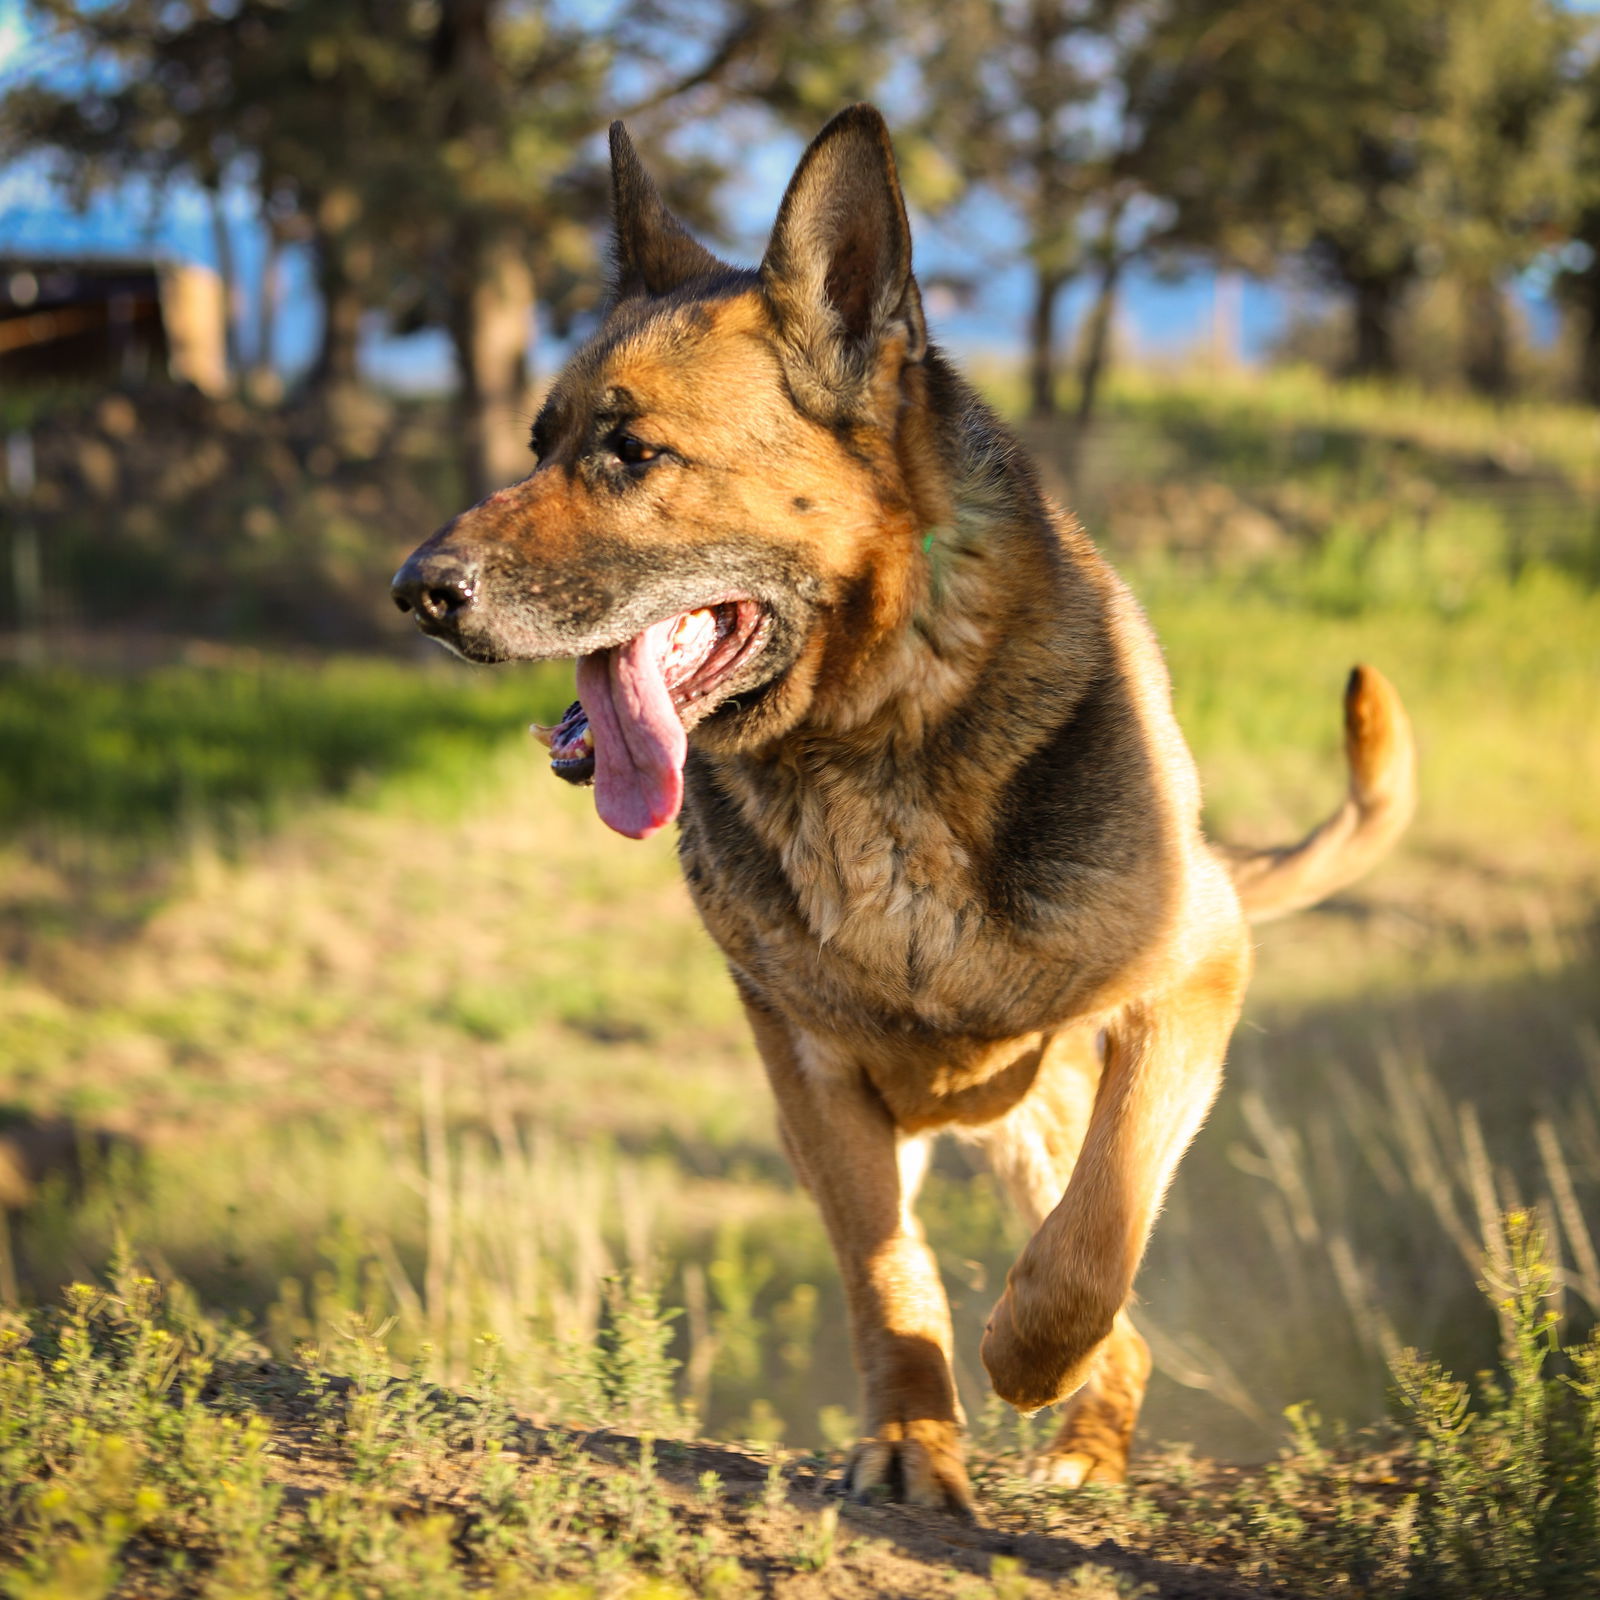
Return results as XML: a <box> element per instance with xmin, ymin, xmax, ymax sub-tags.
<box><xmin>1393</xmin><ymin>1211</ymin><xmax>1600</xmax><ymax>1599</ymax></box>
<box><xmin>558</xmin><ymin>1274</ymin><xmax>692</xmax><ymax>1438</ymax></box>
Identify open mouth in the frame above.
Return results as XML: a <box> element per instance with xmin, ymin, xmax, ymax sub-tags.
<box><xmin>530</xmin><ymin>599</ymin><xmax>769</xmax><ymax>839</ymax></box>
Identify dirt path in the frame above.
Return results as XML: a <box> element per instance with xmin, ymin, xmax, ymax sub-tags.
<box><xmin>592</xmin><ymin>1433</ymin><xmax>1277</xmax><ymax>1600</ymax></box>
<box><xmin>220</xmin><ymin>1361</ymin><xmax>1281</xmax><ymax>1600</ymax></box>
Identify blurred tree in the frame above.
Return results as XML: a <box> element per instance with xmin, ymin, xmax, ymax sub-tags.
<box><xmin>0</xmin><ymin>1</ymin><xmax>766</xmax><ymax>492</ymax></box>
<box><xmin>1134</xmin><ymin>0</ymin><xmax>1581</xmax><ymax>389</ymax></box>
<box><xmin>618</xmin><ymin>0</ymin><xmax>894</xmax><ymax>128</ymax></box>
<box><xmin>1</xmin><ymin>1</ymin><xmax>602</xmax><ymax>491</ymax></box>
<box><xmin>904</xmin><ymin>0</ymin><xmax>1132</xmax><ymax>419</ymax></box>
<box><xmin>226</xmin><ymin>3</ymin><xmax>442</xmax><ymax>399</ymax></box>
<box><xmin>1</xmin><ymin>2</ymin><xmax>258</xmax><ymax>368</ymax></box>
<box><xmin>1554</xmin><ymin>38</ymin><xmax>1600</xmax><ymax>408</ymax></box>
<box><xmin>1422</xmin><ymin>0</ymin><xmax>1581</xmax><ymax>397</ymax></box>
<box><xmin>1134</xmin><ymin>0</ymin><xmax>1445</xmax><ymax>380</ymax></box>
<box><xmin>8</xmin><ymin>0</ymin><xmax>1590</xmax><ymax>434</ymax></box>
<box><xmin>409</xmin><ymin>0</ymin><xmax>604</xmax><ymax>491</ymax></box>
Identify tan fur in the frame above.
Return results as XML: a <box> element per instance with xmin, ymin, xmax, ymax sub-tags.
<box><xmin>393</xmin><ymin>107</ymin><xmax>1415</xmax><ymax>1519</ymax></box>
<box><xmin>1220</xmin><ymin>664</ymin><xmax>1416</xmax><ymax>921</ymax></box>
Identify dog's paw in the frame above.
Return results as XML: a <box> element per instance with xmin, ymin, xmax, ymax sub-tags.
<box><xmin>1030</xmin><ymin>1375</ymin><xmax>1139</xmax><ymax>1491</ymax></box>
<box><xmin>980</xmin><ymin>1284</ymin><xmax>1109</xmax><ymax>1414</ymax></box>
<box><xmin>841</xmin><ymin>1418</ymin><xmax>975</xmax><ymax>1520</ymax></box>
<box><xmin>1029</xmin><ymin>1448</ymin><xmax>1125</xmax><ymax>1491</ymax></box>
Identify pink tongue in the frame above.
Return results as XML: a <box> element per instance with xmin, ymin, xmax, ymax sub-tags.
<box><xmin>575</xmin><ymin>616</ymin><xmax>686</xmax><ymax>839</ymax></box>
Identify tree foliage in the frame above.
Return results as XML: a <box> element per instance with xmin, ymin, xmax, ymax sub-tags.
<box><xmin>3</xmin><ymin>0</ymin><xmax>1599</xmax><ymax>426</ymax></box>
<box><xmin>1131</xmin><ymin>0</ymin><xmax>1586</xmax><ymax>386</ymax></box>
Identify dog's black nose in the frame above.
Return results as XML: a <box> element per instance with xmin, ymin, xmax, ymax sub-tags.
<box><xmin>391</xmin><ymin>552</ymin><xmax>476</xmax><ymax>627</ymax></box>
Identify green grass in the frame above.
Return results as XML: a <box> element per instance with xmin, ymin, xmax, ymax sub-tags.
<box><xmin>1151</xmin><ymin>563</ymin><xmax>1600</xmax><ymax>903</ymax></box>
<box><xmin>972</xmin><ymin>358</ymin><xmax>1600</xmax><ymax>493</ymax></box>
<box><xmin>1108</xmin><ymin>363</ymin><xmax>1600</xmax><ymax>493</ymax></box>
<box><xmin>0</xmin><ymin>656</ymin><xmax>575</xmax><ymax>844</ymax></box>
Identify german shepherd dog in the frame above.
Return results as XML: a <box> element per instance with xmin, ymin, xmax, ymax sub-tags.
<box><xmin>392</xmin><ymin>106</ymin><xmax>1414</xmax><ymax>1515</ymax></box>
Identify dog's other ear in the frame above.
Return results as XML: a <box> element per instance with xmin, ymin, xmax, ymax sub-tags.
<box><xmin>609</xmin><ymin>121</ymin><xmax>724</xmax><ymax>301</ymax></box>
<box><xmin>761</xmin><ymin>104</ymin><xmax>927</xmax><ymax>413</ymax></box>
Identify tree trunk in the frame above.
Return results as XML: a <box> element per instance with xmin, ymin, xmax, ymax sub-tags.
<box><xmin>248</xmin><ymin>215</ymin><xmax>285</xmax><ymax>403</ymax></box>
<box><xmin>1071</xmin><ymin>197</ymin><xmax>1128</xmax><ymax>450</ymax></box>
<box><xmin>1073</xmin><ymin>252</ymin><xmax>1124</xmax><ymax>442</ymax></box>
<box><xmin>1211</xmin><ymin>270</ymin><xmax>1242</xmax><ymax>373</ymax></box>
<box><xmin>1578</xmin><ymin>266</ymin><xmax>1600</xmax><ymax>409</ymax></box>
<box><xmin>449</xmin><ymin>229</ymin><xmax>536</xmax><ymax>500</ymax></box>
<box><xmin>433</xmin><ymin>0</ymin><xmax>533</xmax><ymax>497</ymax></box>
<box><xmin>310</xmin><ymin>237</ymin><xmax>364</xmax><ymax>396</ymax></box>
<box><xmin>1462</xmin><ymin>277</ymin><xmax>1511</xmax><ymax>399</ymax></box>
<box><xmin>1348</xmin><ymin>277</ymin><xmax>1401</xmax><ymax>380</ymax></box>
<box><xmin>1028</xmin><ymin>269</ymin><xmax>1067</xmax><ymax>419</ymax></box>
<box><xmin>207</xmin><ymin>185</ymin><xmax>240</xmax><ymax>387</ymax></box>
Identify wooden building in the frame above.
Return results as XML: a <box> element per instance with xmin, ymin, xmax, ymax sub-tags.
<box><xmin>0</xmin><ymin>255</ymin><xmax>227</xmax><ymax>394</ymax></box>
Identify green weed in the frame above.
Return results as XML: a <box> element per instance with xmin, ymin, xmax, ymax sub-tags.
<box><xmin>1084</xmin><ymin>1214</ymin><xmax>1600</xmax><ymax>1596</ymax></box>
<box><xmin>1389</xmin><ymin>1211</ymin><xmax>1600</xmax><ymax>1598</ymax></box>
<box><xmin>0</xmin><ymin>1254</ymin><xmax>749</xmax><ymax>1599</ymax></box>
<box><xmin>559</xmin><ymin>1274</ymin><xmax>694</xmax><ymax>1438</ymax></box>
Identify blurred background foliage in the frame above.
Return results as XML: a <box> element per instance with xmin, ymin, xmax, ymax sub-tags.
<box><xmin>0</xmin><ymin>0</ymin><xmax>1596</xmax><ymax>1470</ymax></box>
<box><xmin>5</xmin><ymin>0</ymin><xmax>1600</xmax><ymax>456</ymax></box>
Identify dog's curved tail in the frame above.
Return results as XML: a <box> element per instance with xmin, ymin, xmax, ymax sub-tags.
<box><xmin>1216</xmin><ymin>665</ymin><xmax>1416</xmax><ymax>924</ymax></box>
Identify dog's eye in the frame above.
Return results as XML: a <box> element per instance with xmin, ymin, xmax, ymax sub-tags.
<box><xmin>615</xmin><ymin>433</ymin><xmax>661</xmax><ymax>467</ymax></box>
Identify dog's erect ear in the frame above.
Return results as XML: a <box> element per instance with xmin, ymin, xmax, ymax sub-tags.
<box><xmin>760</xmin><ymin>104</ymin><xmax>927</xmax><ymax>409</ymax></box>
<box><xmin>609</xmin><ymin>121</ymin><xmax>724</xmax><ymax>301</ymax></box>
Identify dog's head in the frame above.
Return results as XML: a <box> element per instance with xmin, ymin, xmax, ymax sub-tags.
<box><xmin>392</xmin><ymin>105</ymin><xmax>945</xmax><ymax>839</ymax></box>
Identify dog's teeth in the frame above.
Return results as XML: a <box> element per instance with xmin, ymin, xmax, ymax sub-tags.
<box><xmin>669</xmin><ymin>608</ymin><xmax>717</xmax><ymax>663</ymax></box>
<box><xmin>530</xmin><ymin>723</ymin><xmax>556</xmax><ymax>748</ymax></box>
<box><xmin>580</xmin><ymin>727</ymin><xmax>593</xmax><ymax>749</ymax></box>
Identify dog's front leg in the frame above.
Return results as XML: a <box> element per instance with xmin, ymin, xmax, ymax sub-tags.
<box><xmin>981</xmin><ymin>947</ymin><xmax>1247</xmax><ymax>1414</ymax></box>
<box><xmin>739</xmin><ymin>997</ymin><xmax>973</xmax><ymax>1517</ymax></box>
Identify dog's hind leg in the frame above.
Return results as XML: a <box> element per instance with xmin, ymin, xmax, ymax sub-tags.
<box><xmin>739</xmin><ymin>994</ymin><xmax>974</xmax><ymax>1518</ymax></box>
<box><xmin>980</xmin><ymin>935</ymin><xmax>1247</xmax><ymax>1420</ymax></box>
<box><xmin>974</xmin><ymin>1027</ymin><xmax>1151</xmax><ymax>1485</ymax></box>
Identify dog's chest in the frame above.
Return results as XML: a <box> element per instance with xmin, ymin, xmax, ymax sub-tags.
<box><xmin>681</xmin><ymin>755</ymin><xmax>1047</xmax><ymax>1039</ymax></box>
<box><xmin>769</xmin><ymin>779</ymin><xmax>978</xmax><ymax>983</ymax></box>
